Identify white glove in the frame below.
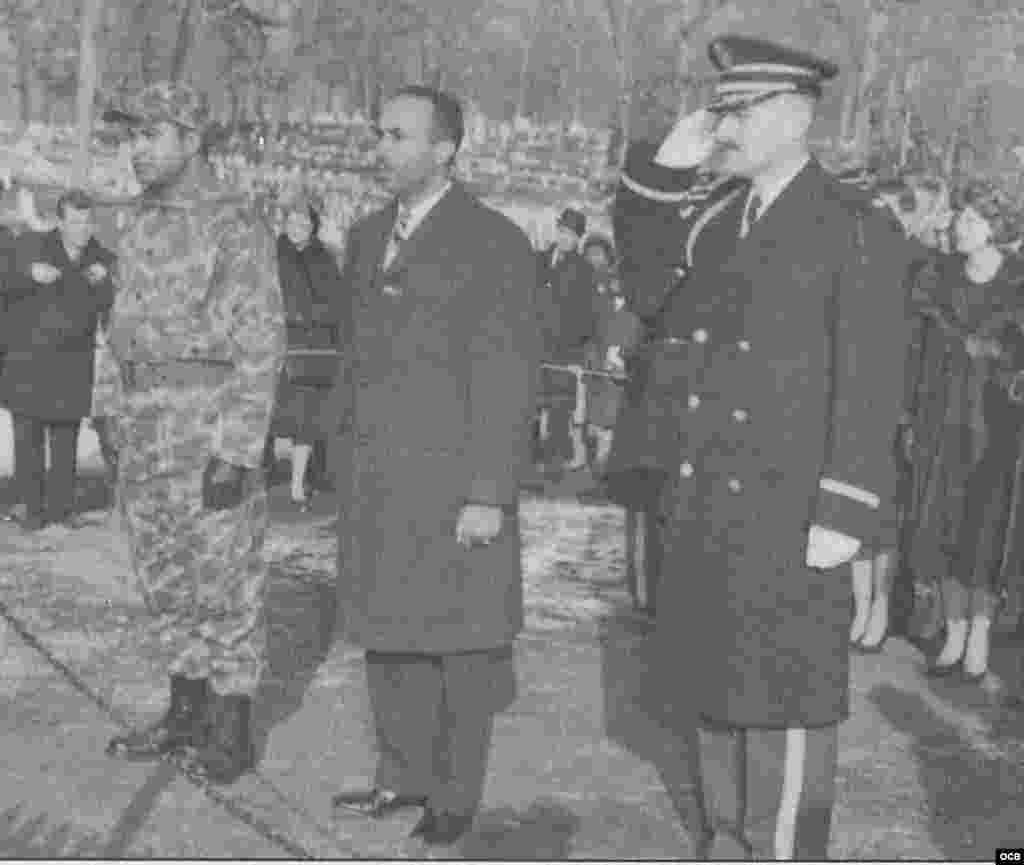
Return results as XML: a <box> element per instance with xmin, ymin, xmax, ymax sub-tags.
<box><xmin>654</xmin><ymin>109</ymin><xmax>717</xmax><ymax>170</ymax></box>
<box><xmin>805</xmin><ymin>525</ymin><xmax>862</xmax><ymax>569</ymax></box>
<box><xmin>605</xmin><ymin>345</ymin><xmax>625</xmax><ymax>371</ymax></box>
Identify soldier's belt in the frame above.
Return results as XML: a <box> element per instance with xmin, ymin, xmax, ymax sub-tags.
<box><xmin>122</xmin><ymin>359</ymin><xmax>233</xmax><ymax>391</ymax></box>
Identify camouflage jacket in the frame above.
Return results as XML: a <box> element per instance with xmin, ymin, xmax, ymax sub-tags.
<box><xmin>94</xmin><ymin>179</ymin><xmax>286</xmax><ymax>469</ymax></box>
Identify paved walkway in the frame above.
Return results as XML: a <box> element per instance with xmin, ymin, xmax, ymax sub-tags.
<box><xmin>0</xmin><ymin>473</ymin><xmax>1022</xmax><ymax>859</ymax></box>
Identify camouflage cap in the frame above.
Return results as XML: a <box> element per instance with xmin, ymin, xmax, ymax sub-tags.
<box><xmin>103</xmin><ymin>82</ymin><xmax>210</xmax><ymax>131</ymax></box>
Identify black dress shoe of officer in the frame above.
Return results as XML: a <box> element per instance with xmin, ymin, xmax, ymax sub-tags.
<box><xmin>331</xmin><ymin>788</ymin><xmax>426</xmax><ymax>818</ymax></box>
<box><xmin>410</xmin><ymin>808</ymin><xmax>475</xmax><ymax>845</ymax></box>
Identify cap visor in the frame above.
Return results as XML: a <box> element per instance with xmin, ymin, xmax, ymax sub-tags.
<box><xmin>102</xmin><ymin>107</ymin><xmax>145</xmax><ymax>125</ymax></box>
<box><xmin>709</xmin><ymin>87</ymin><xmax>800</xmax><ymax>114</ymax></box>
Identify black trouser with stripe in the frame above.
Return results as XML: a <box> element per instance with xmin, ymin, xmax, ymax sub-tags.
<box><xmin>696</xmin><ymin>720</ymin><xmax>838</xmax><ymax>860</ymax></box>
<box><xmin>365</xmin><ymin>648</ymin><xmax>514</xmax><ymax>816</ymax></box>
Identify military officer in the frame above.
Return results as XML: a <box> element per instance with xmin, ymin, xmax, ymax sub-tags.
<box><xmin>95</xmin><ymin>83</ymin><xmax>286</xmax><ymax>784</ymax></box>
<box><xmin>607</xmin><ymin>36</ymin><xmax>915</xmax><ymax>859</ymax></box>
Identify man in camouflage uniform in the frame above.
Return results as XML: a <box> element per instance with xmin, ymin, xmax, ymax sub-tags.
<box><xmin>96</xmin><ymin>83</ymin><xmax>286</xmax><ymax>784</ymax></box>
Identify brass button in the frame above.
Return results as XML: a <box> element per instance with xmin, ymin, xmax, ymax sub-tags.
<box><xmin>692</xmin><ymin>328</ymin><xmax>709</xmax><ymax>344</ymax></box>
<box><xmin>738</xmin><ymin>339</ymin><xmax>751</xmax><ymax>352</ymax></box>
<box><xmin>732</xmin><ymin>408</ymin><xmax>748</xmax><ymax>423</ymax></box>
<box><xmin>680</xmin><ymin>461</ymin><xmax>694</xmax><ymax>479</ymax></box>
<box><xmin>688</xmin><ymin>394</ymin><xmax>701</xmax><ymax>410</ymax></box>
<box><xmin>728</xmin><ymin>478</ymin><xmax>742</xmax><ymax>493</ymax></box>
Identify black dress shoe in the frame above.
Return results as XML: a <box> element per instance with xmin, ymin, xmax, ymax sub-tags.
<box><xmin>926</xmin><ymin>655</ymin><xmax>964</xmax><ymax>678</ymax></box>
<box><xmin>331</xmin><ymin>788</ymin><xmax>426</xmax><ymax>818</ymax></box>
<box><xmin>410</xmin><ymin>808</ymin><xmax>474</xmax><ymax>845</ymax></box>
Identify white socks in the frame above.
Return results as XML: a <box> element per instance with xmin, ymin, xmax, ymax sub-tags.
<box><xmin>291</xmin><ymin>443</ymin><xmax>312</xmax><ymax>502</ymax></box>
<box><xmin>936</xmin><ymin>618</ymin><xmax>968</xmax><ymax>667</ymax></box>
<box><xmin>850</xmin><ymin>559</ymin><xmax>873</xmax><ymax>643</ymax></box>
<box><xmin>964</xmin><ymin>616</ymin><xmax>991</xmax><ymax>675</ymax></box>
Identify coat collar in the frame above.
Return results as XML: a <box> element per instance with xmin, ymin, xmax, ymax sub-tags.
<box><xmin>42</xmin><ymin>228</ymin><xmax>103</xmax><ymax>269</ymax></box>
<box><xmin>379</xmin><ymin>181</ymin><xmax>467</xmax><ymax>277</ymax></box>
<box><xmin>742</xmin><ymin>158</ymin><xmax>826</xmax><ymax>245</ymax></box>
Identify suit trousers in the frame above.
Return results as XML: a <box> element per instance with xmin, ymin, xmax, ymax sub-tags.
<box><xmin>696</xmin><ymin>720</ymin><xmax>837</xmax><ymax>860</ymax></box>
<box><xmin>12</xmin><ymin>413</ymin><xmax>80</xmax><ymax>523</ymax></box>
<box><xmin>365</xmin><ymin>648</ymin><xmax>513</xmax><ymax>815</ymax></box>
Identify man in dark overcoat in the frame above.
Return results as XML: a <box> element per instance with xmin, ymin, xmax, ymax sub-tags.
<box><xmin>0</xmin><ymin>189</ymin><xmax>115</xmax><ymax>530</ymax></box>
<box><xmin>607</xmin><ymin>36</ymin><xmax>916</xmax><ymax>859</ymax></box>
<box><xmin>535</xmin><ymin>207</ymin><xmax>597</xmax><ymax>471</ymax></box>
<box><xmin>327</xmin><ymin>86</ymin><xmax>538</xmax><ymax>848</ymax></box>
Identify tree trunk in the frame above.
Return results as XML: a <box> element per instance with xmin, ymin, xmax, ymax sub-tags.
<box><xmin>14</xmin><ymin>22</ymin><xmax>34</xmax><ymax>130</ymax></box>
<box><xmin>571</xmin><ymin>35</ymin><xmax>584</xmax><ymax>130</ymax></box>
<box><xmin>880</xmin><ymin>73</ymin><xmax>898</xmax><ymax>144</ymax></box>
<box><xmin>615</xmin><ymin>90</ymin><xmax>631</xmax><ymax>169</ymax></box>
<box><xmin>514</xmin><ymin>19</ymin><xmax>540</xmax><ymax>128</ymax></box>
<box><xmin>170</xmin><ymin>0</ymin><xmax>199</xmax><ymax>83</ymax></box>
<box><xmin>74</xmin><ymin>0</ymin><xmax>104</xmax><ymax>187</ymax></box>
<box><xmin>852</xmin><ymin>7</ymin><xmax>887</xmax><ymax>160</ymax></box>
<box><xmin>838</xmin><ymin>58</ymin><xmax>859</xmax><ymax>143</ymax></box>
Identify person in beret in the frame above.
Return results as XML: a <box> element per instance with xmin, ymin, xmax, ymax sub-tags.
<box><xmin>605</xmin><ymin>35</ymin><xmax>919</xmax><ymax>859</ymax></box>
<box><xmin>535</xmin><ymin>207</ymin><xmax>598</xmax><ymax>472</ymax></box>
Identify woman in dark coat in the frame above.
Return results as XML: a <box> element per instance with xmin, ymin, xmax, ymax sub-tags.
<box><xmin>910</xmin><ymin>201</ymin><xmax>1024</xmax><ymax>680</ymax></box>
<box><xmin>268</xmin><ymin>193</ymin><xmax>343</xmax><ymax>509</ymax></box>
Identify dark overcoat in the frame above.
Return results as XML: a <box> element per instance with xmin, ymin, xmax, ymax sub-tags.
<box><xmin>609</xmin><ymin>151</ymin><xmax>915</xmax><ymax>729</ymax></box>
<box><xmin>270</xmin><ymin>235</ymin><xmax>344</xmax><ymax>442</ymax></box>
<box><xmin>536</xmin><ymin>245</ymin><xmax>597</xmax><ymax>406</ymax></box>
<box><xmin>329</xmin><ymin>182</ymin><xmax>539</xmax><ymax>655</ymax></box>
<box><xmin>0</xmin><ymin>229</ymin><xmax>115</xmax><ymax>421</ymax></box>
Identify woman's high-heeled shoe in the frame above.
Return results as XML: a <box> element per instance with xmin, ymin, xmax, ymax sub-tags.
<box><xmin>855</xmin><ymin>627</ymin><xmax>890</xmax><ymax>655</ymax></box>
<box><xmin>961</xmin><ymin>667</ymin><xmax>988</xmax><ymax>684</ymax></box>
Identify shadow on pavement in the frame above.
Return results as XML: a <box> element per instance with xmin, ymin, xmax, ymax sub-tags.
<box><xmin>0</xmin><ymin>804</ymin><xmax>108</xmax><ymax>858</ymax></box>
<box><xmin>1</xmin><ymin>795</ymin><xmax>159</xmax><ymax>859</ymax></box>
<box><xmin>462</xmin><ymin>799</ymin><xmax>582</xmax><ymax>859</ymax></box>
<box><xmin>597</xmin><ymin>603</ymin><xmax>703</xmax><ymax>853</ymax></box>
<box><xmin>252</xmin><ymin>551</ymin><xmax>337</xmax><ymax>759</ymax></box>
<box><xmin>871</xmin><ymin>683</ymin><xmax>1024</xmax><ymax>859</ymax></box>
<box><xmin>98</xmin><ymin>760</ymin><xmax>178</xmax><ymax>857</ymax></box>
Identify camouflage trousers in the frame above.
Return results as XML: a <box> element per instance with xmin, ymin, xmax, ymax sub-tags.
<box><xmin>116</xmin><ymin>388</ymin><xmax>269</xmax><ymax>696</ymax></box>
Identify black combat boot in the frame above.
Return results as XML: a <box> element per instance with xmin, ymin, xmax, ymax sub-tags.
<box><xmin>187</xmin><ymin>690</ymin><xmax>256</xmax><ymax>785</ymax></box>
<box><xmin>106</xmin><ymin>675</ymin><xmax>209</xmax><ymax>761</ymax></box>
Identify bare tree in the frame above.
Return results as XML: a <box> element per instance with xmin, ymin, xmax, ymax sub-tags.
<box><xmin>74</xmin><ymin>0</ymin><xmax>103</xmax><ymax>185</ymax></box>
<box><xmin>600</xmin><ymin>0</ymin><xmax>634</xmax><ymax>167</ymax></box>
<box><xmin>671</xmin><ymin>0</ymin><xmax>732</xmax><ymax>114</ymax></box>
<box><xmin>514</xmin><ymin>0</ymin><xmax>546</xmax><ymax>127</ymax></box>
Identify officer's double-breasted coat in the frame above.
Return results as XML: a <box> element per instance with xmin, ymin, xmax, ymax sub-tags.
<box><xmin>608</xmin><ymin>146</ymin><xmax>915</xmax><ymax>728</ymax></box>
<box><xmin>329</xmin><ymin>182</ymin><xmax>539</xmax><ymax>662</ymax></box>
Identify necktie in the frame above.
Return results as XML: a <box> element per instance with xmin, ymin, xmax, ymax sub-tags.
<box><xmin>741</xmin><ymin>192</ymin><xmax>762</xmax><ymax>238</ymax></box>
<box><xmin>383</xmin><ymin>209</ymin><xmax>409</xmax><ymax>269</ymax></box>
